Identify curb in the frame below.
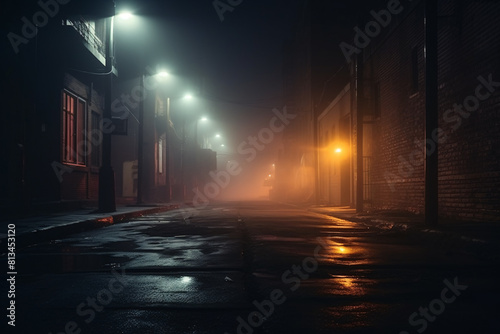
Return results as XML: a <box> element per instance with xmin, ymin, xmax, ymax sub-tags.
<box><xmin>3</xmin><ymin>204</ymin><xmax>179</xmax><ymax>249</ymax></box>
<box><xmin>309</xmin><ymin>207</ymin><xmax>500</xmax><ymax>261</ymax></box>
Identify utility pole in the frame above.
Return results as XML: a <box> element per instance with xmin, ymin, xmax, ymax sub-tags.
<box><xmin>98</xmin><ymin>12</ymin><xmax>116</xmax><ymax>212</ymax></box>
<box><xmin>165</xmin><ymin>97</ymin><xmax>171</xmax><ymax>202</ymax></box>
<box><xmin>136</xmin><ymin>74</ymin><xmax>145</xmax><ymax>204</ymax></box>
<box><xmin>355</xmin><ymin>51</ymin><xmax>364</xmax><ymax>213</ymax></box>
<box><xmin>425</xmin><ymin>0</ymin><xmax>439</xmax><ymax>226</ymax></box>
<box><xmin>181</xmin><ymin>116</ymin><xmax>186</xmax><ymax>202</ymax></box>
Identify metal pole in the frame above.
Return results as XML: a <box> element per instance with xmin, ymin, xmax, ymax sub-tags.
<box><xmin>98</xmin><ymin>13</ymin><xmax>116</xmax><ymax>212</ymax></box>
<box><xmin>355</xmin><ymin>51</ymin><xmax>364</xmax><ymax>213</ymax></box>
<box><xmin>165</xmin><ymin>97</ymin><xmax>171</xmax><ymax>202</ymax></box>
<box><xmin>194</xmin><ymin>118</ymin><xmax>199</xmax><ymax>148</ymax></box>
<box><xmin>136</xmin><ymin>74</ymin><xmax>145</xmax><ymax>204</ymax></box>
<box><xmin>181</xmin><ymin>117</ymin><xmax>185</xmax><ymax>201</ymax></box>
<box><xmin>425</xmin><ymin>0</ymin><xmax>439</xmax><ymax>226</ymax></box>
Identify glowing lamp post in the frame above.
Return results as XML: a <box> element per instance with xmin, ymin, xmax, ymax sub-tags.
<box><xmin>98</xmin><ymin>9</ymin><xmax>132</xmax><ymax>212</ymax></box>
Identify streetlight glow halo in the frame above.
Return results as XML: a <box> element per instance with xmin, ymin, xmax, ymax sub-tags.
<box><xmin>117</xmin><ymin>11</ymin><xmax>133</xmax><ymax>20</ymax></box>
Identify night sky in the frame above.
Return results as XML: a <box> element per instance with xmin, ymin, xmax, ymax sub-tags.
<box><xmin>113</xmin><ymin>0</ymin><xmax>302</xmax><ymax>146</ymax></box>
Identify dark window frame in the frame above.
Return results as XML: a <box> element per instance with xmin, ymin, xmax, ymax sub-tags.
<box><xmin>62</xmin><ymin>90</ymin><xmax>87</xmax><ymax>166</ymax></box>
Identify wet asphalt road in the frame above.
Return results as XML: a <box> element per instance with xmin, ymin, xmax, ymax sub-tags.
<box><xmin>3</xmin><ymin>201</ymin><xmax>499</xmax><ymax>334</ymax></box>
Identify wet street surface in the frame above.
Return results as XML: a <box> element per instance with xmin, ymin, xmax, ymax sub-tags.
<box><xmin>3</xmin><ymin>201</ymin><xmax>499</xmax><ymax>333</ymax></box>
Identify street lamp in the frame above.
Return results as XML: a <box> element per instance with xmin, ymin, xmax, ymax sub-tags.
<box><xmin>98</xmin><ymin>8</ymin><xmax>140</xmax><ymax>212</ymax></box>
<box><xmin>117</xmin><ymin>11</ymin><xmax>133</xmax><ymax>20</ymax></box>
<box><xmin>158</xmin><ymin>71</ymin><xmax>169</xmax><ymax>78</ymax></box>
<box><xmin>98</xmin><ymin>7</ymin><xmax>118</xmax><ymax>212</ymax></box>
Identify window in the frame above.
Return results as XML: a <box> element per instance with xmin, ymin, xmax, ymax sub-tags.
<box><xmin>62</xmin><ymin>91</ymin><xmax>86</xmax><ymax>165</ymax></box>
<box><xmin>411</xmin><ymin>46</ymin><xmax>419</xmax><ymax>94</ymax></box>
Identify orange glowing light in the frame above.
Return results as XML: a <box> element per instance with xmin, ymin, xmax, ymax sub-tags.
<box><xmin>335</xmin><ymin>148</ymin><xmax>342</xmax><ymax>154</ymax></box>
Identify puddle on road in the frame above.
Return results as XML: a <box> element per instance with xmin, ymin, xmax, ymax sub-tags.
<box><xmin>17</xmin><ymin>249</ymin><xmax>130</xmax><ymax>274</ymax></box>
<box><xmin>255</xmin><ymin>235</ymin><xmax>306</xmax><ymax>242</ymax></box>
<box><xmin>315</xmin><ymin>238</ymin><xmax>373</xmax><ymax>266</ymax></box>
<box><xmin>319</xmin><ymin>275</ymin><xmax>370</xmax><ymax>296</ymax></box>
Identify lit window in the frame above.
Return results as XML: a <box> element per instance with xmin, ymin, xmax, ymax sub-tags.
<box><xmin>62</xmin><ymin>91</ymin><xmax>87</xmax><ymax>165</ymax></box>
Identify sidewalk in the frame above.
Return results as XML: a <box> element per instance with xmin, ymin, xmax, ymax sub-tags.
<box><xmin>308</xmin><ymin>205</ymin><xmax>500</xmax><ymax>261</ymax></box>
<box><xmin>0</xmin><ymin>204</ymin><xmax>180</xmax><ymax>249</ymax></box>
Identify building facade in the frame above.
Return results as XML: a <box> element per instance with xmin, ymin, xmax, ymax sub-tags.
<box><xmin>1</xmin><ymin>0</ymin><xmax>115</xmax><ymax>212</ymax></box>
<box><xmin>280</xmin><ymin>0</ymin><xmax>500</xmax><ymax>222</ymax></box>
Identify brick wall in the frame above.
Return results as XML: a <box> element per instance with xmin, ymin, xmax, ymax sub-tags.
<box><xmin>437</xmin><ymin>0</ymin><xmax>500</xmax><ymax>221</ymax></box>
<box><xmin>367</xmin><ymin>0</ymin><xmax>500</xmax><ymax>221</ymax></box>
<box><xmin>368</xmin><ymin>2</ymin><xmax>426</xmax><ymax>214</ymax></box>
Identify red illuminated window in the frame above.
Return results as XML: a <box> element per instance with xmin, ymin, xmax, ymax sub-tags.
<box><xmin>62</xmin><ymin>91</ymin><xmax>87</xmax><ymax>165</ymax></box>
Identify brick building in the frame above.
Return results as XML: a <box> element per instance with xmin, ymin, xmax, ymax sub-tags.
<box><xmin>368</xmin><ymin>0</ymin><xmax>500</xmax><ymax>221</ymax></box>
<box><xmin>280</xmin><ymin>0</ymin><xmax>500</xmax><ymax>222</ymax></box>
<box><xmin>1</xmin><ymin>0</ymin><xmax>115</xmax><ymax>211</ymax></box>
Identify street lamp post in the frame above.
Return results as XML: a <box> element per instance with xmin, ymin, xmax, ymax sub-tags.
<box><xmin>136</xmin><ymin>74</ymin><xmax>145</xmax><ymax>204</ymax></box>
<box><xmin>98</xmin><ymin>11</ymin><xmax>116</xmax><ymax>212</ymax></box>
<box><xmin>179</xmin><ymin>94</ymin><xmax>194</xmax><ymax>201</ymax></box>
<box><xmin>165</xmin><ymin>96</ymin><xmax>171</xmax><ymax>202</ymax></box>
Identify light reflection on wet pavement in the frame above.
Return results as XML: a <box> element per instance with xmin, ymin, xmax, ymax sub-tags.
<box><xmin>6</xmin><ymin>201</ymin><xmax>499</xmax><ymax>333</ymax></box>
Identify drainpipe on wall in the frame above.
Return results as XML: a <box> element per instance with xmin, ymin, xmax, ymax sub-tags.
<box><xmin>355</xmin><ymin>50</ymin><xmax>364</xmax><ymax>214</ymax></box>
<box><xmin>425</xmin><ymin>0</ymin><xmax>439</xmax><ymax>226</ymax></box>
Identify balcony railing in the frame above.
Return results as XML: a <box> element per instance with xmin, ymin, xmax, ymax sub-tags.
<box><xmin>63</xmin><ymin>17</ymin><xmax>105</xmax><ymax>59</ymax></box>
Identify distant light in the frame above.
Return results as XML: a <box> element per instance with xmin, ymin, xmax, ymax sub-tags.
<box><xmin>272</xmin><ymin>164</ymin><xmax>275</xmax><ymax>167</ymax></box>
<box><xmin>215</xmin><ymin>134</ymin><xmax>221</xmax><ymax>138</ymax></box>
<box><xmin>117</xmin><ymin>11</ymin><xmax>133</xmax><ymax>20</ymax></box>
<box><xmin>269</xmin><ymin>174</ymin><xmax>272</xmax><ymax>177</ymax></box>
<box><xmin>184</xmin><ymin>93</ymin><xmax>193</xmax><ymax>100</ymax></box>
<box><xmin>335</xmin><ymin>148</ymin><xmax>342</xmax><ymax>153</ymax></box>
<box><xmin>200</xmin><ymin>117</ymin><xmax>208</xmax><ymax>121</ymax></box>
<box><xmin>221</xmin><ymin>144</ymin><xmax>225</xmax><ymax>147</ymax></box>
<box><xmin>181</xmin><ymin>276</ymin><xmax>192</xmax><ymax>284</ymax></box>
<box><xmin>158</xmin><ymin>71</ymin><xmax>169</xmax><ymax>78</ymax></box>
